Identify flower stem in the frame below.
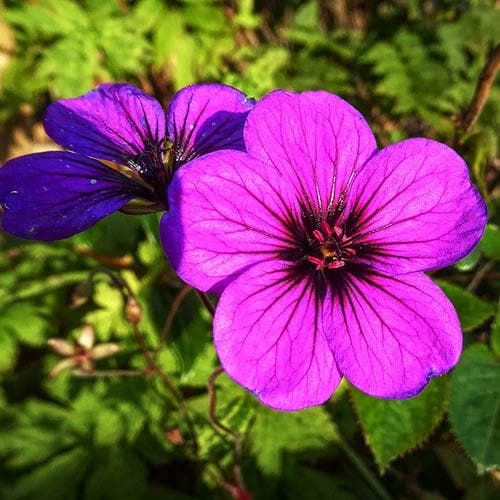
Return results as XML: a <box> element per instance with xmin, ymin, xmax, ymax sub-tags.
<box><xmin>197</xmin><ymin>290</ymin><xmax>215</xmax><ymax>317</ymax></box>
<box><xmin>337</xmin><ymin>437</ymin><xmax>393</xmax><ymax>500</ymax></box>
<box><xmin>207</xmin><ymin>366</ymin><xmax>246</xmax><ymax>491</ymax></box>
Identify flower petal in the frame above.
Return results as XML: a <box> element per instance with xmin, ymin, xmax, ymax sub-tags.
<box><xmin>349</xmin><ymin>138</ymin><xmax>487</xmax><ymax>273</ymax></box>
<box><xmin>167</xmin><ymin>83</ymin><xmax>254</xmax><ymax>166</ymax></box>
<box><xmin>161</xmin><ymin>150</ymin><xmax>298</xmax><ymax>293</ymax></box>
<box><xmin>44</xmin><ymin>83</ymin><xmax>166</xmax><ymax>164</ymax></box>
<box><xmin>244</xmin><ymin>90</ymin><xmax>377</xmax><ymax>215</ymax></box>
<box><xmin>0</xmin><ymin>152</ymin><xmax>148</xmax><ymax>240</ymax></box>
<box><xmin>324</xmin><ymin>271</ymin><xmax>462</xmax><ymax>398</ymax></box>
<box><xmin>214</xmin><ymin>260</ymin><xmax>341</xmax><ymax>410</ymax></box>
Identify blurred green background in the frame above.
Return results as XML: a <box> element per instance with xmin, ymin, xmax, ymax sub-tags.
<box><xmin>0</xmin><ymin>1</ymin><xmax>499</xmax><ymax>499</ymax></box>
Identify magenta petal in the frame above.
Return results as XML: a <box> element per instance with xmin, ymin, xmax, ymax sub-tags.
<box><xmin>325</xmin><ymin>272</ymin><xmax>462</xmax><ymax>398</ymax></box>
<box><xmin>244</xmin><ymin>90</ymin><xmax>377</xmax><ymax>214</ymax></box>
<box><xmin>167</xmin><ymin>83</ymin><xmax>254</xmax><ymax>165</ymax></box>
<box><xmin>161</xmin><ymin>150</ymin><xmax>297</xmax><ymax>293</ymax></box>
<box><xmin>0</xmin><ymin>152</ymin><xmax>146</xmax><ymax>240</ymax></box>
<box><xmin>214</xmin><ymin>260</ymin><xmax>341</xmax><ymax>410</ymax></box>
<box><xmin>44</xmin><ymin>83</ymin><xmax>166</xmax><ymax>164</ymax></box>
<box><xmin>350</xmin><ymin>138</ymin><xmax>487</xmax><ymax>273</ymax></box>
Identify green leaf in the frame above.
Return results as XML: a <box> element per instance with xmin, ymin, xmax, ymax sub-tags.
<box><xmin>284</xmin><ymin>465</ymin><xmax>358</xmax><ymax>500</ymax></box>
<box><xmin>12</xmin><ymin>447</ymin><xmax>90</xmax><ymax>500</ymax></box>
<box><xmin>0</xmin><ymin>330</ymin><xmax>18</xmax><ymax>373</ymax></box>
<box><xmin>94</xmin><ymin>409</ymin><xmax>126</xmax><ymax>446</ymax></box>
<box><xmin>153</xmin><ymin>10</ymin><xmax>196</xmax><ymax>89</ymax></box>
<box><xmin>455</xmin><ymin>247</ymin><xmax>481</xmax><ymax>272</ymax></box>
<box><xmin>84</xmin><ymin>448</ymin><xmax>147</xmax><ymax>500</ymax></box>
<box><xmin>438</xmin><ymin>281</ymin><xmax>495</xmax><ymax>332</ymax></box>
<box><xmin>449</xmin><ymin>344</ymin><xmax>500</xmax><ymax>471</ymax></box>
<box><xmin>480</xmin><ymin>225</ymin><xmax>500</xmax><ymax>261</ymax></box>
<box><xmin>351</xmin><ymin>378</ymin><xmax>447</xmax><ymax>471</ymax></box>
<box><xmin>0</xmin><ymin>303</ymin><xmax>48</xmax><ymax>346</ymax></box>
<box><xmin>84</xmin><ymin>280</ymin><xmax>129</xmax><ymax>341</ymax></box>
<box><xmin>249</xmin><ymin>405</ymin><xmax>338</xmax><ymax>475</ymax></box>
<box><xmin>491</xmin><ymin>309</ymin><xmax>500</xmax><ymax>356</ymax></box>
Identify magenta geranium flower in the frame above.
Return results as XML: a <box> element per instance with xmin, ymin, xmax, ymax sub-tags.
<box><xmin>0</xmin><ymin>83</ymin><xmax>253</xmax><ymax>240</ymax></box>
<box><xmin>161</xmin><ymin>90</ymin><xmax>487</xmax><ymax>411</ymax></box>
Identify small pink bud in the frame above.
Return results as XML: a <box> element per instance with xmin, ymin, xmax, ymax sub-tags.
<box><xmin>165</xmin><ymin>428</ymin><xmax>184</xmax><ymax>446</ymax></box>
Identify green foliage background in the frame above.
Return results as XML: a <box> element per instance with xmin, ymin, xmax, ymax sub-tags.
<box><xmin>0</xmin><ymin>1</ymin><xmax>499</xmax><ymax>498</ymax></box>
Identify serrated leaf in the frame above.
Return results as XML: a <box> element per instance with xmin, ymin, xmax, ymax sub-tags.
<box><xmin>351</xmin><ymin>378</ymin><xmax>446</xmax><ymax>471</ymax></box>
<box><xmin>84</xmin><ymin>281</ymin><xmax>129</xmax><ymax>341</ymax></box>
<box><xmin>449</xmin><ymin>344</ymin><xmax>500</xmax><ymax>471</ymax></box>
<box><xmin>0</xmin><ymin>302</ymin><xmax>48</xmax><ymax>346</ymax></box>
<box><xmin>438</xmin><ymin>281</ymin><xmax>495</xmax><ymax>332</ymax></box>
<box><xmin>250</xmin><ymin>405</ymin><xmax>338</xmax><ymax>475</ymax></box>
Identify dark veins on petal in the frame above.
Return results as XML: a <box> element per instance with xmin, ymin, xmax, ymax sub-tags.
<box><xmin>169</xmin><ymin>93</ymin><xmax>251</xmax><ymax>167</ymax></box>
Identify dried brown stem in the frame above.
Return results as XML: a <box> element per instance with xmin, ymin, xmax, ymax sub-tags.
<box><xmin>460</xmin><ymin>44</ymin><xmax>500</xmax><ymax>134</ymax></box>
<box><xmin>466</xmin><ymin>261</ymin><xmax>495</xmax><ymax>293</ymax></box>
<box><xmin>73</xmin><ymin>369</ymin><xmax>145</xmax><ymax>378</ymax></box>
<box><xmin>74</xmin><ymin>246</ymin><xmax>134</xmax><ymax>269</ymax></box>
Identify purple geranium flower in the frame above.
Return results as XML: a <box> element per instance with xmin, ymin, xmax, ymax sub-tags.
<box><xmin>0</xmin><ymin>83</ymin><xmax>253</xmax><ymax>240</ymax></box>
<box><xmin>161</xmin><ymin>90</ymin><xmax>487</xmax><ymax>411</ymax></box>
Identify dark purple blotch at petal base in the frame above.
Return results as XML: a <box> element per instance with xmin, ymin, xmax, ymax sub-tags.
<box><xmin>166</xmin><ymin>83</ymin><xmax>254</xmax><ymax>166</ymax></box>
<box><xmin>44</xmin><ymin>83</ymin><xmax>166</xmax><ymax>165</ymax></box>
<box><xmin>0</xmin><ymin>152</ymin><xmax>149</xmax><ymax>240</ymax></box>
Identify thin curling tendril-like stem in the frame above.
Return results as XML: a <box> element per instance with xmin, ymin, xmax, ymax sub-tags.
<box><xmin>208</xmin><ymin>366</ymin><xmax>246</xmax><ymax>490</ymax></box>
<box><xmin>87</xmin><ymin>268</ymin><xmax>198</xmax><ymax>454</ymax></box>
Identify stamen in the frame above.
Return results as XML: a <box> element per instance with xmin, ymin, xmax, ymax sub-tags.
<box><xmin>312</xmin><ymin>229</ymin><xmax>325</xmax><ymax>243</ymax></box>
<box><xmin>306</xmin><ymin>255</ymin><xmax>326</xmax><ymax>270</ymax></box>
<box><xmin>327</xmin><ymin>260</ymin><xmax>345</xmax><ymax>270</ymax></box>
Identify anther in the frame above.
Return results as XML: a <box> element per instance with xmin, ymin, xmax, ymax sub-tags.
<box><xmin>312</xmin><ymin>229</ymin><xmax>325</xmax><ymax>244</ymax></box>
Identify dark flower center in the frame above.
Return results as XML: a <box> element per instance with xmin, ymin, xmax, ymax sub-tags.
<box><xmin>305</xmin><ymin>221</ymin><xmax>357</xmax><ymax>271</ymax></box>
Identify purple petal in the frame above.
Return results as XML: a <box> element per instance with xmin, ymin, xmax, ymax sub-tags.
<box><xmin>349</xmin><ymin>138</ymin><xmax>487</xmax><ymax>273</ymax></box>
<box><xmin>0</xmin><ymin>152</ymin><xmax>147</xmax><ymax>240</ymax></box>
<box><xmin>214</xmin><ymin>260</ymin><xmax>341</xmax><ymax>410</ymax></box>
<box><xmin>161</xmin><ymin>150</ymin><xmax>297</xmax><ymax>293</ymax></box>
<box><xmin>43</xmin><ymin>83</ymin><xmax>166</xmax><ymax>164</ymax></box>
<box><xmin>244</xmin><ymin>90</ymin><xmax>377</xmax><ymax>215</ymax></box>
<box><xmin>324</xmin><ymin>271</ymin><xmax>462</xmax><ymax>398</ymax></box>
<box><xmin>166</xmin><ymin>83</ymin><xmax>254</xmax><ymax>165</ymax></box>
